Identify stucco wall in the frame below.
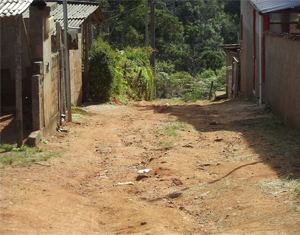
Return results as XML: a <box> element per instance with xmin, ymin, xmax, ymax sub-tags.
<box><xmin>69</xmin><ymin>33</ymin><xmax>82</xmax><ymax>106</ymax></box>
<box><xmin>29</xmin><ymin>6</ymin><xmax>60</xmax><ymax>136</ymax></box>
<box><xmin>265</xmin><ymin>35</ymin><xmax>300</xmax><ymax>131</ymax></box>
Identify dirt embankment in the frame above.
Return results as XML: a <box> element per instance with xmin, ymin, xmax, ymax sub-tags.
<box><xmin>1</xmin><ymin>99</ymin><xmax>300</xmax><ymax>234</ymax></box>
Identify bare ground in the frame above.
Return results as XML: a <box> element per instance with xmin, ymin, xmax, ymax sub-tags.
<box><xmin>1</xmin><ymin>99</ymin><xmax>300</xmax><ymax>234</ymax></box>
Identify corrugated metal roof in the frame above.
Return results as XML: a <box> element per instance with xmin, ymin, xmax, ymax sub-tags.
<box><xmin>249</xmin><ymin>0</ymin><xmax>300</xmax><ymax>14</ymax></box>
<box><xmin>51</xmin><ymin>3</ymin><xmax>99</xmax><ymax>29</ymax></box>
<box><xmin>0</xmin><ymin>0</ymin><xmax>33</xmax><ymax>18</ymax></box>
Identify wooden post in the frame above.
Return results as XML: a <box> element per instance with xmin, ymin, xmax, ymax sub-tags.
<box><xmin>209</xmin><ymin>81</ymin><xmax>214</xmax><ymax>100</ymax></box>
<box><xmin>62</xmin><ymin>0</ymin><xmax>72</xmax><ymax>122</ymax></box>
<box><xmin>15</xmin><ymin>16</ymin><xmax>23</xmax><ymax>147</ymax></box>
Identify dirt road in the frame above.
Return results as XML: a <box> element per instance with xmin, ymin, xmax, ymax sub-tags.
<box><xmin>1</xmin><ymin>99</ymin><xmax>300</xmax><ymax>234</ymax></box>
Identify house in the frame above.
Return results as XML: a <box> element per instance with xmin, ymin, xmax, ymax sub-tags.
<box><xmin>0</xmin><ymin>0</ymin><xmax>105</xmax><ymax>145</ymax></box>
<box><xmin>219</xmin><ymin>44</ymin><xmax>240</xmax><ymax>99</ymax></box>
<box><xmin>240</xmin><ymin>0</ymin><xmax>300</xmax><ymax>131</ymax></box>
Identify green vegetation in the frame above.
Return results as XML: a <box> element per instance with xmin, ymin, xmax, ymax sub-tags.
<box><xmin>71</xmin><ymin>106</ymin><xmax>88</xmax><ymax>122</ymax></box>
<box><xmin>296</xmin><ymin>14</ymin><xmax>300</xmax><ymax>30</ymax></box>
<box><xmin>155</xmin><ymin>120</ymin><xmax>194</xmax><ymax>150</ymax></box>
<box><xmin>85</xmin><ymin>0</ymin><xmax>240</xmax><ymax>103</ymax></box>
<box><xmin>40</xmin><ymin>139</ymin><xmax>48</xmax><ymax>144</ymax></box>
<box><xmin>156</xmin><ymin>65</ymin><xmax>227</xmax><ymax>101</ymax></box>
<box><xmin>157</xmin><ymin>120</ymin><xmax>188</xmax><ymax>136</ymax></box>
<box><xmin>88</xmin><ymin>39</ymin><xmax>155</xmax><ymax>102</ymax></box>
<box><xmin>157</xmin><ymin>140</ymin><xmax>174</xmax><ymax>150</ymax></box>
<box><xmin>0</xmin><ymin>143</ymin><xmax>13</xmax><ymax>151</ymax></box>
<box><xmin>0</xmin><ymin>144</ymin><xmax>60</xmax><ymax>167</ymax></box>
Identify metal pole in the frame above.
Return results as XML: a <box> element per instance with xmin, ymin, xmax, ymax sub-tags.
<box><xmin>62</xmin><ymin>0</ymin><xmax>72</xmax><ymax>121</ymax></box>
<box><xmin>15</xmin><ymin>15</ymin><xmax>23</xmax><ymax>147</ymax></box>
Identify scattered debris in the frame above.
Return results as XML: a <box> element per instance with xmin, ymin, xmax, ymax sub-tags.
<box><xmin>214</xmin><ymin>138</ymin><xmax>223</xmax><ymax>142</ymax></box>
<box><xmin>172</xmin><ymin>178</ymin><xmax>183</xmax><ymax>186</ymax></box>
<box><xmin>110</xmin><ymin>182</ymin><xmax>135</xmax><ymax>187</ymax></box>
<box><xmin>182</xmin><ymin>144</ymin><xmax>193</xmax><ymax>148</ymax></box>
<box><xmin>140</xmin><ymin>222</ymin><xmax>147</xmax><ymax>226</ymax></box>
<box><xmin>166</xmin><ymin>191</ymin><xmax>182</xmax><ymax>199</ymax></box>
<box><xmin>138</xmin><ymin>169</ymin><xmax>152</xmax><ymax>174</ymax></box>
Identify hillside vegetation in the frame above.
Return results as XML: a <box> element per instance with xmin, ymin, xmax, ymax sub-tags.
<box><xmin>89</xmin><ymin>0</ymin><xmax>240</xmax><ymax>102</ymax></box>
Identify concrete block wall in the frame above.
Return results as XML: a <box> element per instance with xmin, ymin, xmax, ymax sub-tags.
<box><xmin>265</xmin><ymin>35</ymin><xmax>300</xmax><ymax>131</ymax></box>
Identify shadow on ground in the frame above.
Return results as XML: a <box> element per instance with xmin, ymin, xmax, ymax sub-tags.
<box><xmin>135</xmin><ymin>99</ymin><xmax>300</xmax><ymax>181</ymax></box>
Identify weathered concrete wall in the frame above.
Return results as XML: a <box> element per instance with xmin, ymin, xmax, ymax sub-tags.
<box><xmin>0</xmin><ymin>18</ymin><xmax>32</xmax><ymax>106</ymax></box>
<box><xmin>240</xmin><ymin>1</ymin><xmax>255</xmax><ymax>99</ymax></box>
<box><xmin>43</xmin><ymin>23</ymin><xmax>54</xmax><ymax>128</ymax></box>
<box><xmin>265</xmin><ymin>35</ymin><xmax>300</xmax><ymax>131</ymax></box>
<box><xmin>69</xmin><ymin>33</ymin><xmax>82</xmax><ymax>106</ymax></box>
<box><xmin>29</xmin><ymin>5</ymin><xmax>59</xmax><ymax>138</ymax></box>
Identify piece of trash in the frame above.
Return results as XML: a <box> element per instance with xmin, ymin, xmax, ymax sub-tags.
<box><xmin>110</xmin><ymin>182</ymin><xmax>134</xmax><ymax>187</ymax></box>
<box><xmin>182</xmin><ymin>144</ymin><xmax>193</xmax><ymax>148</ymax></box>
<box><xmin>138</xmin><ymin>169</ymin><xmax>152</xmax><ymax>174</ymax></box>
<box><xmin>141</xmin><ymin>222</ymin><xmax>147</xmax><ymax>226</ymax></box>
<box><xmin>61</xmin><ymin>114</ymin><xmax>66</xmax><ymax>122</ymax></box>
<box><xmin>56</xmin><ymin>127</ymin><xmax>66</xmax><ymax>132</ymax></box>
<box><xmin>209</xmin><ymin>122</ymin><xmax>218</xmax><ymax>125</ymax></box>
<box><xmin>113</xmin><ymin>97</ymin><xmax>121</xmax><ymax>104</ymax></box>
<box><xmin>214</xmin><ymin>138</ymin><xmax>223</xmax><ymax>142</ymax></box>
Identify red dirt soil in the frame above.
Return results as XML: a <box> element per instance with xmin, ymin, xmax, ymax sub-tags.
<box><xmin>1</xmin><ymin>99</ymin><xmax>300</xmax><ymax>234</ymax></box>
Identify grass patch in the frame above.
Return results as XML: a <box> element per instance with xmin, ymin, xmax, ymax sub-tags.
<box><xmin>155</xmin><ymin>98</ymin><xmax>185</xmax><ymax>103</ymax></box>
<box><xmin>157</xmin><ymin>140</ymin><xmax>174</xmax><ymax>150</ymax></box>
<box><xmin>258</xmin><ymin>178</ymin><xmax>300</xmax><ymax>196</ymax></box>
<box><xmin>238</xmin><ymin>118</ymin><xmax>300</xmax><ymax>156</ymax></box>
<box><xmin>0</xmin><ymin>143</ymin><xmax>13</xmax><ymax>151</ymax></box>
<box><xmin>71</xmin><ymin>106</ymin><xmax>83</xmax><ymax>111</ymax></box>
<box><xmin>257</xmin><ymin>175</ymin><xmax>300</xmax><ymax>212</ymax></box>
<box><xmin>72</xmin><ymin>113</ymin><xmax>84</xmax><ymax>122</ymax></box>
<box><xmin>0</xmin><ymin>144</ymin><xmax>60</xmax><ymax>167</ymax></box>
<box><xmin>157</xmin><ymin>120</ymin><xmax>188</xmax><ymax>137</ymax></box>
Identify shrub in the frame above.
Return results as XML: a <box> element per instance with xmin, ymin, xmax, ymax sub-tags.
<box><xmin>118</xmin><ymin>46</ymin><xmax>156</xmax><ymax>101</ymax></box>
<box><xmin>88</xmin><ymin>38</ymin><xmax>121</xmax><ymax>101</ymax></box>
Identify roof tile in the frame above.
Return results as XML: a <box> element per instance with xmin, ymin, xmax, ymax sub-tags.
<box><xmin>0</xmin><ymin>0</ymin><xmax>33</xmax><ymax>18</ymax></box>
